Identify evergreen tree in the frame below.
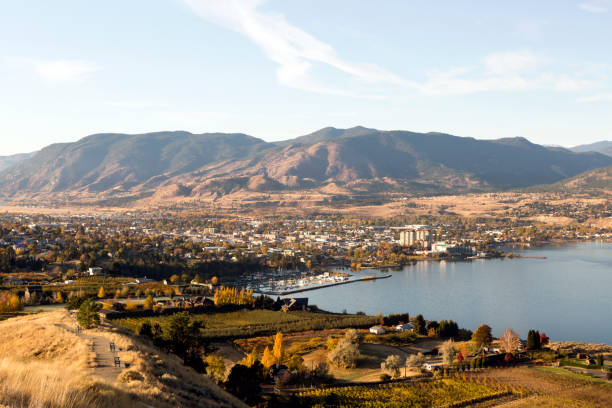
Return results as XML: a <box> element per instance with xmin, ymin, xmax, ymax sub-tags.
<box><xmin>414</xmin><ymin>314</ymin><xmax>427</xmax><ymax>335</ymax></box>
<box><xmin>77</xmin><ymin>298</ymin><xmax>100</xmax><ymax>329</ymax></box>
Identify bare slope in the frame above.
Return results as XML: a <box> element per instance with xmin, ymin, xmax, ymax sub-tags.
<box><xmin>0</xmin><ymin>310</ymin><xmax>246</xmax><ymax>408</ymax></box>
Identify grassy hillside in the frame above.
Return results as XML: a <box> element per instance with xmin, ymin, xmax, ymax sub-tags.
<box><xmin>0</xmin><ymin>310</ymin><xmax>246</xmax><ymax>408</ymax></box>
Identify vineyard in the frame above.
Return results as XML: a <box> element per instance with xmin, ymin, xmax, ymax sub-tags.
<box><xmin>115</xmin><ymin>309</ymin><xmax>378</xmax><ymax>341</ymax></box>
<box><xmin>296</xmin><ymin>378</ymin><xmax>504</xmax><ymax>408</ymax></box>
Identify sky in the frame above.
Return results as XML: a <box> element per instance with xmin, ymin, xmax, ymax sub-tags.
<box><xmin>1</xmin><ymin>0</ymin><xmax>611</xmax><ymax>155</ymax></box>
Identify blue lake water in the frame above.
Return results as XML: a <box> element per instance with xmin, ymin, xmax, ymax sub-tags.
<box><xmin>305</xmin><ymin>241</ymin><xmax>612</xmax><ymax>344</ymax></box>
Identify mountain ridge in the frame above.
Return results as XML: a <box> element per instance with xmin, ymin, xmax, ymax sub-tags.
<box><xmin>571</xmin><ymin>140</ymin><xmax>612</xmax><ymax>157</ymax></box>
<box><xmin>1</xmin><ymin>127</ymin><xmax>611</xmax><ymax>200</ymax></box>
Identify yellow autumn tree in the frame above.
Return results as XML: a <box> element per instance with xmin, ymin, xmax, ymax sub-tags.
<box><xmin>273</xmin><ymin>332</ymin><xmax>284</xmax><ymax>364</ymax></box>
<box><xmin>240</xmin><ymin>347</ymin><xmax>258</xmax><ymax>367</ymax></box>
<box><xmin>143</xmin><ymin>295</ymin><xmax>154</xmax><ymax>310</ymax></box>
<box><xmin>97</xmin><ymin>287</ymin><xmax>105</xmax><ymax>299</ymax></box>
<box><xmin>261</xmin><ymin>346</ymin><xmax>275</xmax><ymax>369</ymax></box>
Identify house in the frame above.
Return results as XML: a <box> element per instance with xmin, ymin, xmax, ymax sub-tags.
<box><xmin>87</xmin><ymin>267</ymin><xmax>103</xmax><ymax>276</ymax></box>
<box><xmin>280</xmin><ymin>297</ymin><xmax>309</xmax><ymax>312</ymax></box>
<box><xmin>395</xmin><ymin>323</ymin><xmax>414</xmax><ymax>332</ymax></box>
<box><xmin>369</xmin><ymin>326</ymin><xmax>386</xmax><ymax>335</ymax></box>
<box><xmin>423</xmin><ymin>362</ymin><xmax>441</xmax><ymax>371</ymax></box>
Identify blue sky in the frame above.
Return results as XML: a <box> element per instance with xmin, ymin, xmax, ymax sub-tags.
<box><xmin>1</xmin><ymin>0</ymin><xmax>611</xmax><ymax>155</ymax></box>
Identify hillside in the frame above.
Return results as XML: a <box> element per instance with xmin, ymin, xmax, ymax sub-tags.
<box><xmin>546</xmin><ymin>165</ymin><xmax>612</xmax><ymax>192</ymax></box>
<box><xmin>571</xmin><ymin>141</ymin><xmax>612</xmax><ymax>157</ymax></box>
<box><xmin>0</xmin><ymin>310</ymin><xmax>246</xmax><ymax>408</ymax></box>
<box><xmin>1</xmin><ymin>127</ymin><xmax>611</xmax><ymax>201</ymax></box>
<box><xmin>0</xmin><ymin>152</ymin><xmax>35</xmax><ymax>172</ymax></box>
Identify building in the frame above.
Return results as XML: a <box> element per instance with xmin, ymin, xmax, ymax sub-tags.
<box><xmin>87</xmin><ymin>267</ymin><xmax>103</xmax><ymax>276</ymax></box>
<box><xmin>395</xmin><ymin>323</ymin><xmax>414</xmax><ymax>332</ymax></box>
<box><xmin>399</xmin><ymin>228</ymin><xmax>431</xmax><ymax>247</ymax></box>
<box><xmin>399</xmin><ymin>230</ymin><xmax>416</xmax><ymax>246</ymax></box>
<box><xmin>369</xmin><ymin>326</ymin><xmax>386</xmax><ymax>335</ymax></box>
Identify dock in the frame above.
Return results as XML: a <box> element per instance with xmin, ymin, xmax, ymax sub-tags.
<box><xmin>255</xmin><ymin>274</ymin><xmax>392</xmax><ymax>296</ymax></box>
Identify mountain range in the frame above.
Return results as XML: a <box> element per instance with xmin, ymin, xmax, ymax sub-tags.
<box><xmin>1</xmin><ymin>127</ymin><xmax>611</xmax><ymax>200</ymax></box>
<box><xmin>571</xmin><ymin>140</ymin><xmax>612</xmax><ymax>157</ymax></box>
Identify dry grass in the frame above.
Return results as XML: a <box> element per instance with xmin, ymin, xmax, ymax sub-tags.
<box><xmin>0</xmin><ymin>310</ymin><xmax>247</xmax><ymax>408</ymax></box>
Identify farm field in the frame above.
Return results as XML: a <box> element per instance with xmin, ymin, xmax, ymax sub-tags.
<box><xmin>296</xmin><ymin>378</ymin><xmax>503</xmax><ymax>408</ymax></box>
<box><xmin>115</xmin><ymin>309</ymin><xmax>379</xmax><ymax>341</ymax></box>
<box><xmin>472</xmin><ymin>366</ymin><xmax>612</xmax><ymax>408</ymax></box>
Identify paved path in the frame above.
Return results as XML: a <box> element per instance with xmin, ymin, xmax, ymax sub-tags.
<box><xmin>57</xmin><ymin>319</ymin><xmax>123</xmax><ymax>382</ymax></box>
<box><xmin>81</xmin><ymin>332</ymin><xmax>124</xmax><ymax>382</ymax></box>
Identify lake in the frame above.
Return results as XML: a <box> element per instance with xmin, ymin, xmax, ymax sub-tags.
<box><xmin>305</xmin><ymin>241</ymin><xmax>612</xmax><ymax>344</ymax></box>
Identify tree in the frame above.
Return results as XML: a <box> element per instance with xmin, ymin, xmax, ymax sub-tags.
<box><xmin>77</xmin><ymin>298</ymin><xmax>100</xmax><ymax>329</ymax></box>
<box><xmin>472</xmin><ymin>325</ymin><xmax>493</xmax><ymax>348</ymax></box>
<box><xmin>457</xmin><ymin>351</ymin><xmax>464</xmax><ymax>362</ymax></box>
<box><xmin>240</xmin><ymin>347</ymin><xmax>258</xmax><ymax>368</ymax></box>
<box><xmin>287</xmin><ymin>354</ymin><xmax>304</xmax><ymax>372</ymax></box>
<box><xmin>328</xmin><ymin>330</ymin><xmax>360</xmax><ymax>368</ymax></box>
<box><xmin>211</xmin><ymin>276</ymin><xmax>219</xmax><ymax>285</ymax></box>
<box><xmin>499</xmin><ymin>328</ymin><xmax>521</xmax><ymax>354</ymax></box>
<box><xmin>205</xmin><ymin>355</ymin><xmax>226</xmax><ymax>383</ymax></box>
<box><xmin>261</xmin><ymin>346</ymin><xmax>275</xmax><ymax>369</ymax></box>
<box><xmin>97</xmin><ymin>286</ymin><xmax>105</xmax><ymax>299</ymax></box>
<box><xmin>381</xmin><ymin>355</ymin><xmax>402</xmax><ymax>378</ymax></box>
<box><xmin>224</xmin><ymin>362</ymin><xmax>263</xmax><ymax>405</ymax></box>
<box><xmin>169</xmin><ymin>274</ymin><xmax>180</xmax><ymax>284</ymax></box>
<box><xmin>438</xmin><ymin>320</ymin><xmax>459</xmax><ymax>339</ymax></box>
<box><xmin>414</xmin><ymin>314</ymin><xmax>427</xmax><ymax>335</ymax></box>
<box><xmin>272</xmin><ymin>332</ymin><xmax>284</xmax><ymax>364</ymax></box>
<box><xmin>526</xmin><ymin>329</ymin><xmax>541</xmax><ymax>350</ymax></box>
<box><xmin>406</xmin><ymin>352</ymin><xmax>425</xmax><ymax>371</ymax></box>
<box><xmin>440</xmin><ymin>339</ymin><xmax>457</xmax><ymax>365</ymax></box>
<box><xmin>143</xmin><ymin>295</ymin><xmax>154</xmax><ymax>310</ymax></box>
<box><xmin>166</xmin><ymin>311</ymin><xmax>205</xmax><ymax>371</ymax></box>
<box><xmin>540</xmin><ymin>332</ymin><xmax>550</xmax><ymax>347</ymax></box>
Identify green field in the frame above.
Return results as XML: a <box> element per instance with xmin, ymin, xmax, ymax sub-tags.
<box><xmin>115</xmin><ymin>309</ymin><xmax>379</xmax><ymax>341</ymax></box>
<box><xmin>296</xmin><ymin>378</ymin><xmax>503</xmax><ymax>408</ymax></box>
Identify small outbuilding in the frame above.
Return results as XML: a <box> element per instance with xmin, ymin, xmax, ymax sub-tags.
<box><xmin>369</xmin><ymin>326</ymin><xmax>386</xmax><ymax>335</ymax></box>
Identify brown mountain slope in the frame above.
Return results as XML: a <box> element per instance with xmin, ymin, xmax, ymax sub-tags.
<box><xmin>1</xmin><ymin>128</ymin><xmax>611</xmax><ymax>201</ymax></box>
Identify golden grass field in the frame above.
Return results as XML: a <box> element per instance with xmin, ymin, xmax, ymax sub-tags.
<box><xmin>0</xmin><ymin>310</ymin><xmax>246</xmax><ymax>408</ymax></box>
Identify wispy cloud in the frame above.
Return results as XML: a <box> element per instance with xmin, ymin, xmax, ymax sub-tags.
<box><xmin>183</xmin><ymin>0</ymin><xmax>418</xmax><ymax>95</ymax></box>
<box><xmin>579</xmin><ymin>1</ymin><xmax>609</xmax><ymax>13</ymax></box>
<box><xmin>184</xmin><ymin>1</ymin><xmax>602</xmax><ymax>98</ymax></box>
<box><xmin>7</xmin><ymin>57</ymin><xmax>100</xmax><ymax>82</ymax></box>
<box><xmin>421</xmin><ymin>51</ymin><xmax>597</xmax><ymax>95</ymax></box>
